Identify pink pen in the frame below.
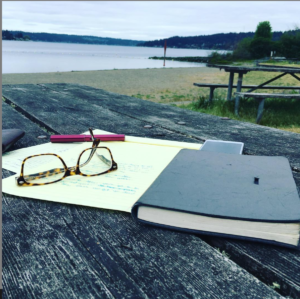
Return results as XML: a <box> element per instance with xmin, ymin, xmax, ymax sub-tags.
<box><xmin>50</xmin><ymin>134</ymin><xmax>125</xmax><ymax>143</ymax></box>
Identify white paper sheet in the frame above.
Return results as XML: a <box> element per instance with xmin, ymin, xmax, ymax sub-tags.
<box><xmin>3</xmin><ymin>142</ymin><xmax>183</xmax><ymax>212</ymax></box>
<box><xmin>125</xmin><ymin>136</ymin><xmax>201</xmax><ymax>150</ymax></box>
<box><xmin>2</xmin><ymin>128</ymin><xmax>202</xmax><ymax>212</ymax></box>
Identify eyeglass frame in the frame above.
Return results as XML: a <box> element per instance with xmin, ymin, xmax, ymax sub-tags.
<box><xmin>15</xmin><ymin>128</ymin><xmax>118</xmax><ymax>186</ymax></box>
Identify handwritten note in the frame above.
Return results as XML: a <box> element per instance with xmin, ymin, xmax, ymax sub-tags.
<box><xmin>2</xmin><ymin>128</ymin><xmax>202</xmax><ymax>212</ymax></box>
<box><xmin>3</xmin><ymin>142</ymin><xmax>183</xmax><ymax>212</ymax></box>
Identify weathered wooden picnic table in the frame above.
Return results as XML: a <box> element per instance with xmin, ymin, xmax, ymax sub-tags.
<box><xmin>203</xmin><ymin>64</ymin><xmax>300</xmax><ymax>123</ymax></box>
<box><xmin>2</xmin><ymin>83</ymin><xmax>300</xmax><ymax>299</ymax></box>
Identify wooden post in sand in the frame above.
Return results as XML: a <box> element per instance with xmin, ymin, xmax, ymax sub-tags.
<box><xmin>163</xmin><ymin>40</ymin><xmax>167</xmax><ymax>67</ymax></box>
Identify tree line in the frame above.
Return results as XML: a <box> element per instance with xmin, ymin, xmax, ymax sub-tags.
<box><xmin>137</xmin><ymin>31</ymin><xmax>285</xmax><ymax>50</ymax></box>
<box><xmin>2</xmin><ymin>30</ymin><xmax>30</xmax><ymax>41</ymax></box>
<box><xmin>211</xmin><ymin>22</ymin><xmax>300</xmax><ymax>61</ymax></box>
<box><xmin>2</xmin><ymin>30</ymin><xmax>144</xmax><ymax>46</ymax></box>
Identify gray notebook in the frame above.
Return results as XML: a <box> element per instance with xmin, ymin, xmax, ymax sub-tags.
<box><xmin>132</xmin><ymin>150</ymin><xmax>300</xmax><ymax>249</ymax></box>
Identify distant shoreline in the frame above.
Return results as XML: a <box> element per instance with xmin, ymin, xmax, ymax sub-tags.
<box><xmin>2</xmin><ymin>40</ymin><xmax>230</xmax><ymax>52</ymax></box>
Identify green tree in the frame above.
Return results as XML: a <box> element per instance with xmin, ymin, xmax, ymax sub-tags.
<box><xmin>2</xmin><ymin>30</ymin><xmax>14</xmax><ymax>40</ymax></box>
<box><xmin>249</xmin><ymin>37</ymin><xmax>273</xmax><ymax>59</ymax></box>
<box><xmin>15</xmin><ymin>32</ymin><xmax>23</xmax><ymax>39</ymax></box>
<box><xmin>278</xmin><ymin>28</ymin><xmax>300</xmax><ymax>59</ymax></box>
<box><xmin>232</xmin><ymin>37</ymin><xmax>252</xmax><ymax>59</ymax></box>
<box><xmin>250</xmin><ymin>21</ymin><xmax>273</xmax><ymax>58</ymax></box>
<box><xmin>254</xmin><ymin>21</ymin><xmax>272</xmax><ymax>39</ymax></box>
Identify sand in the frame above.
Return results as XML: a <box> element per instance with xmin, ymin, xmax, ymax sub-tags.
<box><xmin>2</xmin><ymin>67</ymin><xmax>227</xmax><ymax>102</ymax></box>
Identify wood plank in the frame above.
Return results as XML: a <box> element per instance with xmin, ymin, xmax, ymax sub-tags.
<box><xmin>194</xmin><ymin>83</ymin><xmax>300</xmax><ymax>90</ymax></box>
<box><xmin>207</xmin><ymin>64</ymin><xmax>300</xmax><ymax>73</ymax></box>
<box><xmin>2</xmin><ymin>86</ymin><xmax>284</xmax><ymax>298</ymax></box>
<box><xmin>2</xmin><ymin>84</ymin><xmax>198</xmax><ymax>143</ymax></box>
<box><xmin>236</xmin><ymin>92</ymin><xmax>300</xmax><ymax>99</ymax></box>
<box><xmin>235</xmin><ymin>72</ymin><xmax>244</xmax><ymax>115</ymax></box>
<box><xmin>2</xmin><ymin>100</ymin><xmax>52</xmax><ymax>150</ymax></box>
<box><xmin>2</xmin><ymin>180</ymin><xmax>125</xmax><ymax>299</ymax></box>
<box><xmin>206</xmin><ymin>234</ymin><xmax>300</xmax><ymax>299</ymax></box>
<box><xmin>256</xmin><ymin>99</ymin><xmax>265</xmax><ymax>124</ymax></box>
<box><xmin>226</xmin><ymin>72</ymin><xmax>234</xmax><ymax>101</ymax></box>
<box><xmin>209</xmin><ymin>87</ymin><xmax>215</xmax><ymax>102</ymax></box>
<box><xmin>2</xmin><ymin>104</ymin><xmax>132</xmax><ymax>298</ymax></box>
<box><xmin>259</xmin><ymin>63</ymin><xmax>300</xmax><ymax>70</ymax></box>
<box><xmin>2</xmin><ymin>177</ymin><xmax>283</xmax><ymax>298</ymax></box>
<box><xmin>31</xmin><ymin>83</ymin><xmax>300</xmax><ymax>298</ymax></box>
<box><xmin>31</xmin><ymin>83</ymin><xmax>300</xmax><ymax>171</ymax></box>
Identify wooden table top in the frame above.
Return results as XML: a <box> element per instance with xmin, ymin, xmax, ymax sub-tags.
<box><xmin>2</xmin><ymin>83</ymin><xmax>300</xmax><ymax>299</ymax></box>
<box><xmin>207</xmin><ymin>63</ymin><xmax>300</xmax><ymax>74</ymax></box>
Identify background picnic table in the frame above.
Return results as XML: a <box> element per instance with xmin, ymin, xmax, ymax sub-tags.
<box><xmin>2</xmin><ymin>83</ymin><xmax>300</xmax><ymax>299</ymax></box>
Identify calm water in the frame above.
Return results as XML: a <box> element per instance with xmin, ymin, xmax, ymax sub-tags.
<box><xmin>2</xmin><ymin>40</ymin><xmax>227</xmax><ymax>74</ymax></box>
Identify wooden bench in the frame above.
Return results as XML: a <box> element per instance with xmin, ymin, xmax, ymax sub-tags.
<box><xmin>193</xmin><ymin>83</ymin><xmax>300</xmax><ymax>102</ymax></box>
<box><xmin>235</xmin><ymin>92</ymin><xmax>300</xmax><ymax>123</ymax></box>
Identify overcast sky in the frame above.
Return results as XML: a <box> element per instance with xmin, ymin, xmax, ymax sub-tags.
<box><xmin>2</xmin><ymin>1</ymin><xmax>299</xmax><ymax>41</ymax></box>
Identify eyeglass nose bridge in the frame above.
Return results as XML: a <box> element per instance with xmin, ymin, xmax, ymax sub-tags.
<box><xmin>65</xmin><ymin>166</ymin><xmax>80</xmax><ymax>176</ymax></box>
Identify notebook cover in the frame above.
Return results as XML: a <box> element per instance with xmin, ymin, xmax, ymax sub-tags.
<box><xmin>2</xmin><ymin>129</ymin><xmax>25</xmax><ymax>153</ymax></box>
<box><xmin>132</xmin><ymin>149</ymin><xmax>300</xmax><ymax>248</ymax></box>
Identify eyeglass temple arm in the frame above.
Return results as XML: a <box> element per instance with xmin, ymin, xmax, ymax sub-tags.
<box><xmin>89</xmin><ymin>127</ymin><xmax>95</xmax><ymax>141</ymax></box>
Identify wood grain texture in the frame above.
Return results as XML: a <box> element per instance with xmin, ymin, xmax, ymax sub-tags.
<box><xmin>2</xmin><ymin>101</ymin><xmax>52</xmax><ymax>150</ymax></box>
<box><xmin>33</xmin><ymin>83</ymin><xmax>300</xmax><ymax>170</ymax></box>
<box><xmin>194</xmin><ymin>83</ymin><xmax>300</xmax><ymax>90</ymax></box>
<box><xmin>206</xmin><ymin>235</ymin><xmax>300</xmax><ymax>299</ymax></box>
<box><xmin>2</xmin><ymin>84</ymin><xmax>199</xmax><ymax>143</ymax></box>
<box><xmin>2</xmin><ymin>175</ymin><xmax>283</xmax><ymax>299</ymax></box>
<box><xmin>2</xmin><ymin>84</ymin><xmax>296</xmax><ymax>298</ymax></box>
<box><xmin>235</xmin><ymin>92</ymin><xmax>300</xmax><ymax>99</ymax></box>
<box><xmin>207</xmin><ymin>64</ymin><xmax>300</xmax><ymax>73</ymax></box>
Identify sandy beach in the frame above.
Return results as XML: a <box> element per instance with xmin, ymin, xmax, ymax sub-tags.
<box><xmin>3</xmin><ymin>67</ymin><xmax>299</xmax><ymax>133</ymax></box>
<box><xmin>2</xmin><ymin>67</ymin><xmax>227</xmax><ymax>103</ymax></box>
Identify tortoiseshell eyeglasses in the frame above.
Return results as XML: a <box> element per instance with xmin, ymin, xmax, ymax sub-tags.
<box><xmin>16</xmin><ymin>128</ymin><xmax>118</xmax><ymax>186</ymax></box>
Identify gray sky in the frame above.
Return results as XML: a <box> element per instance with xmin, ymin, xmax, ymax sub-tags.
<box><xmin>2</xmin><ymin>1</ymin><xmax>299</xmax><ymax>41</ymax></box>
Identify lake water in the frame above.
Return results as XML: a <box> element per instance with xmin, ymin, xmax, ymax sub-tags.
<box><xmin>2</xmin><ymin>40</ymin><xmax>227</xmax><ymax>74</ymax></box>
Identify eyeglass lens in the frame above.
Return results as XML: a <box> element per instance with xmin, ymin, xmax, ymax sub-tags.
<box><xmin>79</xmin><ymin>148</ymin><xmax>112</xmax><ymax>175</ymax></box>
<box><xmin>23</xmin><ymin>155</ymin><xmax>65</xmax><ymax>184</ymax></box>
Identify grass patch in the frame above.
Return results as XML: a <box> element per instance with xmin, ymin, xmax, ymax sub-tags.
<box><xmin>131</xmin><ymin>93</ymin><xmax>144</xmax><ymax>99</ymax></box>
<box><xmin>179</xmin><ymin>96</ymin><xmax>300</xmax><ymax>130</ymax></box>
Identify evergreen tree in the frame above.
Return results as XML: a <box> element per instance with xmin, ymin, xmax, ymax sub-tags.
<box><xmin>254</xmin><ymin>21</ymin><xmax>272</xmax><ymax>39</ymax></box>
<box><xmin>2</xmin><ymin>30</ymin><xmax>14</xmax><ymax>40</ymax></box>
<box><xmin>278</xmin><ymin>29</ymin><xmax>300</xmax><ymax>59</ymax></box>
<box><xmin>250</xmin><ymin>21</ymin><xmax>273</xmax><ymax>58</ymax></box>
<box><xmin>232</xmin><ymin>37</ymin><xmax>252</xmax><ymax>59</ymax></box>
